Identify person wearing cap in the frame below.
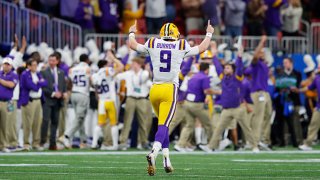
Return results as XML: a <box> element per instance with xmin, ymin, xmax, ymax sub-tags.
<box><xmin>274</xmin><ymin>57</ymin><xmax>302</xmax><ymax>147</ymax></box>
<box><xmin>40</xmin><ymin>53</ymin><xmax>67</xmax><ymax>150</ymax></box>
<box><xmin>249</xmin><ymin>35</ymin><xmax>273</xmax><ymax>151</ymax></box>
<box><xmin>7</xmin><ymin>35</ymin><xmax>27</xmax><ymax>152</ymax></box>
<box><xmin>59</xmin><ymin>53</ymin><xmax>91</xmax><ymax>149</ymax></box>
<box><xmin>19</xmin><ymin>58</ymin><xmax>47</xmax><ymax>151</ymax></box>
<box><xmin>117</xmin><ymin>57</ymin><xmax>151</xmax><ymax>150</ymax></box>
<box><xmin>0</xmin><ymin>56</ymin><xmax>19</xmax><ymax>153</ymax></box>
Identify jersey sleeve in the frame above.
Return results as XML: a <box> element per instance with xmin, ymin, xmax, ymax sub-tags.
<box><xmin>137</xmin><ymin>37</ymin><xmax>156</xmax><ymax>54</ymax></box>
<box><xmin>183</xmin><ymin>40</ymin><xmax>199</xmax><ymax>58</ymax></box>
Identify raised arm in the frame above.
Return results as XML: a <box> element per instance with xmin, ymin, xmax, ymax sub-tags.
<box><xmin>236</xmin><ymin>46</ymin><xmax>244</xmax><ymax>78</ymax></box>
<box><xmin>108</xmin><ymin>51</ymin><xmax>124</xmax><ymax>75</ymax></box>
<box><xmin>197</xmin><ymin>20</ymin><xmax>215</xmax><ymax>53</ymax></box>
<box><xmin>128</xmin><ymin>21</ymin><xmax>148</xmax><ymax>53</ymax></box>
<box><xmin>212</xmin><ymin>56</ymin><xmax>223</xmax><ymax>77</ymax></box>
<box><xmin>253</xmin><ymin>35</ymin><xmax>267</xmax><ymax>64</ymax></box>
<box><xmin>185</xmin><ymin>20</ymin><xmax>214</xmax><ymax>57</ymax></box>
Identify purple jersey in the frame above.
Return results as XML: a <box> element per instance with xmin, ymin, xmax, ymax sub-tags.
<box><xmin>308</xmin><ymin>74</ymin><xmax>320</xmax><ymax>109</ymax></box>
<box><xmin>177</xmin><ymin>57</ymin><xmax>193</xmax><ymax>102</ymax></box>
<box><xmin>250</xmin><ymin>59</ymin><xmax>269</xmax><ymax>92</ymax></box>
<box><xmin>214</xmin><ymin>57</ymin><xmax>244</xmax><ymax>108</ymax></box>
<box><xmin>59</xmin><ymin>63</ymin><xmax>70</xmax><ymax>78</ymax></box>
<box><xmin>186</xmin><ymin>72</ymin><xmax>210</xmax><ymax>102</ymax></box>
<box><xmin>264</xmin><ymin>0</ymin><xmax>288</xmax><ymax>28</ymax></box>
<box><xmin>74</xmin><ymin>2</ymin><xmax>94</xmax><ymax>29</ymax></box>
<box><xmin>98</xmin><ymin>0</ymin><xmax>120</xmax><ymax>32</ymax></box>
<box><xmin>241</xmin><ymin>77</ymin><xmax>253</xmax><ymax>104</ymax></box>
<box><xmin>0</xmin><ymin>70</ymin><xmax>18</xmax><ymax>101</ymax></box>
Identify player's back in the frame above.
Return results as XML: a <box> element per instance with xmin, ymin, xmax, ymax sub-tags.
<box><xmin>70</xmin><ymin>62</ymin><xmax>90</xmax><ymax>95</ymax></box>
<box><xmin>93</xmin><ymin>67</ymin><xmax>116</xmax><ymax>101</ymax></box>
<box><xmin>148</xmin><ymin>38</ymin><xmax>189</xmax><ymax>86</ymax></box>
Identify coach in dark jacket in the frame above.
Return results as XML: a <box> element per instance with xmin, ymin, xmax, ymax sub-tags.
<box><xmin>20</xmin><ymin>59</ymin><xmax>47</xmax><ymax>150</ymax></box>
<box><xmin>274</xmin><ymin>57</ymin><xmax>303</xmax><ymax>147</ymax></box>
<box><xmin>40</xmin><ymin>53</ymin><xmax>66</xmax><ymax>150</ymax></box>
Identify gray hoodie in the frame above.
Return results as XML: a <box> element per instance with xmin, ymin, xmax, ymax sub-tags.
<box><xmin>224</xmin><ymin>0</ymin><xmax>246</xmax><ymax>27</ymax></box>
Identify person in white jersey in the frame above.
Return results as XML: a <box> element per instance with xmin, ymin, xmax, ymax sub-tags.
<box><xmin>128</xmin><ymin>20</ymin><xmax>214</xmax><ymax>175</ymax></box>
<box><xmin>59</xmin><ymin>54</ymin><xmax>91</xmax><ymax>149</ymax></box>
<box><xmin>91</xmin><ymin>52</ymin><xmax>124</xmax><ymax>150</ymax></box>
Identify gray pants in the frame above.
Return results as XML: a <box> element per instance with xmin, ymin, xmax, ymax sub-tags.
<box><xmin>177</xmin><ymin>101</ymin><xmax>213</xmax><ymax>147</ymax></box>
<box><xmin>66</xmin><ymin>93</ymin><xmax>89</xmax><ymax>141</ymax></box>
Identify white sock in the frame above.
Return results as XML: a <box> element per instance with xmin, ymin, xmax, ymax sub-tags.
<box><xmin>151</xmin><ymin>141</ymin><xmax>162</xmax><ymax>159</ymax></box>
<box><xmin>195</xmin><ymin>127</ymin><xmax>202</xmax><ymax>145</ymax></box>
<box><xmin>111</xmin><ymin>126</ymin><xmax>119</xmax><ymax>147</ymax></box>
<box><xmin>223</xmin><ymin>130</ymin><xmax>229</xmax><ymax>140</ymax></box>
<box><xmin>162</xmin><ymin>148</ymin><xmax>172</xmax><ymax>167</ymax></box>
<box><xmin>92</xmin><ymin>126</ymin><xmax>102</xmax><ymax>148</ymax></box>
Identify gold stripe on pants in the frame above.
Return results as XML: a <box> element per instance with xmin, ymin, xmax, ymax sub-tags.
<box><xmin>22</xmin><ymin>99</ymin><xmax>43</xmax><ymax>148</ymax></box>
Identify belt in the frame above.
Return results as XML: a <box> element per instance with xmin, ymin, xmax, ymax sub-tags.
<box><xmin>128</xmin><ymin>96</ymin><xmax>148</xmax><ymax>100</ymax></box>
<box><xmin>0</xmin><ymin>99</ymin><xmax>9</xmax><ymax>102</ymax></box>
<box><xmin>186</xmin><ymin>100</ymin><xmax>204</xmax><ymax>103</ymax></box>
<box><xmin>29</xmin><ymin>97</ymin><xmax>41</xmax><ymax>102</ymax></box>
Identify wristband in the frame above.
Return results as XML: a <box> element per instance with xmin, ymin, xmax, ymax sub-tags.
<box><xmin>206</xmin><ymin>32</ymin><xmax>212</xmax><ymax>39</ymax></box>
<box><xmin>129</xmin><ymin>32</ymin><xmax>135</xmax><ymax>38</ymax></box>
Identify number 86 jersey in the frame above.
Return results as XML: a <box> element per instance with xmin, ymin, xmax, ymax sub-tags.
<box><xmin>91</xmin><ymin>67</ymin><xmax>116</xmax><ymax>101</ymax></box>
<box><xmin>138</xmin><ymin>38</ymin><xmax>199</xmax><ymax>86</ymax></box>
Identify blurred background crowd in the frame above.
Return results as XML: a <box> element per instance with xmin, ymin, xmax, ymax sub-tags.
<box><xmin>5</xmin><ymin>0</ymin><xmax>320</xmax><ymax>37</ymax></box>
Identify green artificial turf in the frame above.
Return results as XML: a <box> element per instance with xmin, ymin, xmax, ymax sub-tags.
<box><xmin>1</xmin><ymin>147</ymin><xmax>320</xmax><ymax>179</ymax></box>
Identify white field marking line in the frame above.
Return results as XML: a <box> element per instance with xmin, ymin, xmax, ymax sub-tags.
<box><xmin>0</xmin><ymin>164</ymin><xmax>67</xmax><ymax>167</ymax></box>
<box><xmin>2</xmin><ymin>150</ymin><xmax>320</xmax><ymax>156</ymax></box>
<box><xmin>233</xmin><ymin>159</ymin><xmax>320</xmax><ymax>163</ymax></box>
<box><xmin>63</xmin><ymin>166</ymin><xmax>320</xmax><ymax>172</ymax></box>
<box><xmin>4</xmin><ymin>159</ymin><xmax>320</xmax><ymax>167</ymax></box>
<box><xmin>0</xmin><ymin>171</ymin><xmax>315</xmax><ymax>179</ymax></box>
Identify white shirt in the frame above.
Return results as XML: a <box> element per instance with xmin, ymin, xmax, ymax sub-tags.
<box><xmin>117</xmin><ymin>69</ymin><xmax>150</xmax><ymax>98</ymax></box>
<box><xmin>137</xmin><ymin>38</ymin><xmax>199</xmax><ymax>86</ymax></box>
<box><xmin>29</xmin><ymin>72</ymin><xmax>42</xmax><ymax>98</ymax></box>
<box><xmin>145</xmin><ymin>0</ymin><xmax>166</xmax><ymax>18</ymax></box>
<box><xmin>69</xmin><ymin>62</ymin><xmax>91</xmax><ymax>95</ymax></box>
